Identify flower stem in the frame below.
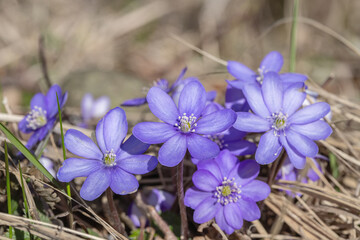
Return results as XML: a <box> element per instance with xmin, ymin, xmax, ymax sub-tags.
<box><xmin>177</xmin><ymin>160</ymin><xmax>188</xmax><ymax>240</ymax></box>
<box><xmin>106</xmin><ymin>188</ymin><xmax>126</xmax><ymax>236</ymax></box>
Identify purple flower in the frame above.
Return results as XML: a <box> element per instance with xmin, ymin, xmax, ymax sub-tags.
<box><xmin>39</xmin><ymin>157</ymin><xmax>56</xmax><ymax>177</ymax></box>
<box><xmin>80</xmin><ymin>93</ymin><xmax>111</xmax><ymax>127</ymax></box>
<box><xmin>225</xmin><ymin>85</ymin><xmax>250</xmax><ymax>113</ymax></box>
<box><xmin>18</xmin><ymin>84</ymin><xmax>68</xmax><ymax>149</ymax></box>
<box><xmin>227</xmin><ymin>51</ymin><xmax>307</xmax><ymax>90</ymax></box>
<box><xmin>184</xmin><ymin>150</ymin><xmax>270</xmax><ymax>235</ymax></box>
<box><xmin>57</xmin><ymin>107</ymin><xmax>158</xmax><ymax>201</ymax></box>
<box><xmin>133</xmin><ymin>81</ymin><xmax>236</xmax><ymax>167</ymax></box>
<box><xmin>128</xmin><ymin>189</ymin><xmax>175</xmax><ymax>227</ymax></box>
<box><xmin>233</xmin><ymin>72</ymin><xmax>333</xmax><ymax>169</ymax></box>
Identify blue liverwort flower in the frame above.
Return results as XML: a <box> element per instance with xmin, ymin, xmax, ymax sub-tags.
<box><xmin>18</xmin><ymin>84</ymin><xmax>68</xmax><ymax>149</ymax></box>
<box><xmin>133</xmin><ymin>81</ymin><xmax>236</xmax><ymax>167</ymax></box>
<box><xmin>57</xmin><ymin>107</ymin><xmax>158</xmax><ymax>201</ymax></box>
<box><xmin>80</xmin><ymin>93</ymin><xmax>110</xmax><ymax>128</ymax></box>
<box><xmin>233</xmin><ymin>72</ymin><xmax>333</xmax><ymax>169</ymax></box>
<box><xmin>227</xmin><ymin>51</ymin><xmax>307</xmax><ymax>90</ymax></box>
<box><xmin>225</xmin><ymin>84</ymin><xmax>250</xmax><ymax>113</ymax></box>
<box><xmin>184</xmin><ymin>150</ymin><xmax>270</xmax><ymax>235</ymax></box>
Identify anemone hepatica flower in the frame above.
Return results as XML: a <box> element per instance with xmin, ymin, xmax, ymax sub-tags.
<box><xmin>133</xmin><ymin>81</ymin><xmax>236</xmax><ymax>167</ymax></box>
<box><xmin>19</xmin><ymin>84</ymin><xmax>68</xmax><ymax>149</ymax></box>
<box><xmin>184</xmin><ymin>150</ymin><xmax>270</xmax><ymax>234</ymax></box>
<box><xmin>227</xmin><ymin>51</ymin><xmax>307</xmax><ymax>90</ymax></box>
<box><xmin>233</xmin><ymin>72</ymin><xmax>332</xmax><ymax>169</ymax></box>
<box><xmin>129</xmin><ymin>189</ymin><xmax>175</xmax><ymax>227</ymax></box>
<box><xmin>225</xmin><ymin>84</ymin><xmax>249</xmax><ymax>113</ymax></box>
<box><xmin>57</xmin><ymin>107</ymin><xmax>158</xmax><ymax>201</ymax></box>
<box><xmin>80</xmin><ymin>93</ymin><xmax>110</xmax><ymax>128</ymax></box>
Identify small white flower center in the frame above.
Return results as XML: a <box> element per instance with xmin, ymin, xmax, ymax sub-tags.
<box><xmin>269</xmin><ymin>112</ymin><xmax>288</xmax><ymax>137</ymax></box>
<box><xmin>175</xmin><ymin>113</ymin><xmax>197</xmax><ymax>133</ymax></box>
<box><xmin>104</xmin><ymin>149</ymin><xmax>116</xmax><ymax>166</ymax></box>
<box><xmin>214</xmin><ymin>177</ymin><xmax>241</xmax><ymax>206</ymax></box>
<box><xmin>256</xmin><ymin>67</ymin><xmax>266</xmax><ymax>84</ymax></box>
<box><xmin>26</xmin><ymin>106</ymin><xmax>47</xmax><ymax>130</ymax></box>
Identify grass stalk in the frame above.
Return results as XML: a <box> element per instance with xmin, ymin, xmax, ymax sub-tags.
<box><xmin>177</xmin><ymin>160</ymin><xmax>188</xmax><ymax>240</ymax></box>
<box><xmin>289</xmin><ymin>0</ymin><xmax>299</xmax><ymax>72</ymax></box>
<box><xmin>5</xmin><ymin>141</ymin><xmax>13</xmax><ymax>238</ymax></box>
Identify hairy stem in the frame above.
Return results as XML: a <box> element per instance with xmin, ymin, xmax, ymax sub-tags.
<box><xmin>106</xmin><ymin>188</ymin><xmax>126</xmax><ymax>236</ymax></box>
<box><xmin>177</xmin><ymin>160</ymin><xmax>188</xmax><ymax>240</ymax></box>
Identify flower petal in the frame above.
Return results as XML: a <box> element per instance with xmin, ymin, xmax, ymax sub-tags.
<box><xmin>80</xmin><ymin>168</ymin><xmax>111</xmax><ymax>201</ymax></box>
<box><xmin>121</xmin><ymin>97</ymin><xmax>147</xmax><ymax>107</ymax></box>
<box><xmin>184</xmin><ymin>187</ymin><xmax>213</xmax><ymax>209</ymax></box>
<box><xmin>46</xmin><ymin>84</ymin><xmax>63</xmax><ymax>118</ymax></box>
<box><xmin>288</xmin><ymin>102</ymin><xmax>331</xmax><ymax>125</ymax></box>
<box><xmin>260</xmin><ymin>51</ymin><xmax>283</xmax><ymax>72</ymax></box>
<box><xmin>193</xmin><ymin>197</ymin><xmax>219</xmax><ymax>224</ymax></box>
<box><xmin>57</xmin><ymin>158</ymin><xmax>102</xmax><ymax>182</ymax></box>
<box><xmin>280</xmin><ymin>135</ymin><xmax>306</xmax><ymax>169</ymax></box>
<box><xmin>226</xmin><ymin>140</ymin><xmax>257</xmax><ymax>156</ymax></box>
<box><xmin>193</xmin><ymin>169</ymin><xmax>220</xmax><ymax>192</ymax></box>
<box><xmin>197</xmin><ymin>159</ymin><xmax>223</xmax><ymax>182</ymax></box>
<box><xmin>31</xmin><ymin>93</ymin><xmax>47</xmax><ymax>110</ymax></box>
<box><xmin>280</xmin><ymin>73</ymin><xmax>307</xmax><ymax>84</ymax></box>
<box><xmin>117</xmin><ymin>155</ymin><xmax>157</xmax><ymax>174</ymax></box>
<box><xmin>261</xmin><ymin>72</ymin><xmax>283</xmax><ymax>113</ymax></box>
<box><xmin>158</xmin><ymin>133</ymin><xmax>187</xmax><ymax>167</ymax></box>
<box><xmin>233</xmin><ymin>112</ymin><xmax>271</xmax><ymax>132</ymax></box>
<box><xmin>178</xmin><ymin>81</ymin><xmax>206</xmax><ymax>117</ymax></box>
<box><xmin>237</xmin><ymin>199</ymin><xmax>260</xmax><ymax>221</ymax></box>
<box><xmin>118</xmin><ymin>135</ymin><xmax>150</xmax><ymax>158</ymax></box>
<box><xmin>283</xmin><ymin>85</ymin><xmax>306</xmax><ymax>116</ymax></box>
<box><xmin>110</xmin><ymin>167</ymin><xmax>139</xmax><ymax>195</ymax></box>
<box><xmin>227</xmin><ymin>61</ymin><xmax>256</xmax><ymax>80</ymax></box>
<box><xmin>196</xmin><ymin>109</ymin><xmax>236</xmax><ymax>135</ymax></box>
<box><xmin>187</xmin><ymin>134</ymin><xmax>220</xmax><ymax>160</ymax></box>
<box><xmin>147</xmin><ymin>87</ymin><xmax>179</xmax><ymax>124</ymax></box>
<box><xmin>290</xmin><ymin>120</ymin><xmax>332</xmax><ymax>140</ymax></box>
<box><xmin>241</xmin><ymin>180</ymin><xmax>270</xmax><ymax>202</ymax></box>
<box><xmin>243</xmin><ymin>83</ymin><xmax>270</xmax><ymax>118</ymax></box>
<box><xmin>255</xmin><ymin>131</ymin><xmax>282</xmax><ymax>165</ymax></box>
<box><xmin>103</xmin><ymin>107</ymin><xmax>128</xmax><ymax>152</ymax></box>
<box><xmin>132</xmin><ymin>122</ymin><xmax>177</xmax><ymax>144</ymax></box>
<box><xmin>229</xmin><ymin>160</ymin><xmax>260</xmax><ymax>186</ymax></box>
<box><xmin>225</xmin><ymin>85</ymin><xmax>250</xmax><ymax>112</ymax></box>
<box><xmin>215</xmin><ymin>150</ymin><xmax>239</xmax><ymax>177</ymax></box>
<box><xmin>286</xmin><ymin>129</ymin><xmax>318</xmax><ymax>158</ymax></box>
<box><xmin>18</xmin><ymin>115</ymin><xmax>33</xmax><ymax>133</ymax></box>
<box><xmin>215</xmin><ymin>208</ymin><xmax>235</xmax><ymax>235</ymax></box>
<box><xmin>81</xmin><ymin>93</ymin><xmax>93</xmax><ymax>121</ymax></box>
<box><xmin>222</xmin><ymin>127</ymin><xmax>247</xmax><ymax>142</ymax></box>
<box><xmin>224</xmin><ymin>203</ymin><xmax>243</xmax><ymax>229</ymax></box>
<box><xmin>226</xmin><ymin>79</ymin><xmax>245</xmax><ymax>90</ymax></box>
<box><xmin>95</xmin><ymin>118</ymin><xmax>106</xmax><ymax>153</ymax></box>
<box><xmin>92</xmin><ymin>96</ymin><xmax>111</xmax><ymax>118</ymax></box>
<box><xmin>65</xmin><ymin>129</ymin><xmax>103</xmax><ymax>159</ymax></box>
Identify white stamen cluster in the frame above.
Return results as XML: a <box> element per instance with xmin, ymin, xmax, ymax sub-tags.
<box><xmin>214</xmin><ymin>177</ymin><xmax>242</xmax><ymax>206</ymax></box>
<box><xmin>269</xmin><ymin>112</ymin><xmax>288</xmax><ymax>137</ymax></box>
<box><xmin>208</xmin><ymin>134</ymin><xmax>227</xmax><ymax>150</ymax></box>
<box><xmin>26</xmin><ymin>106</ymin><xmax>47</xmax><ymax>130</ymax></box>
<box><xmin>256</xmin><ymin>67</ymin><xmax>266</xmax><ymax>84</ymax></box>
<box><xmin>104</xmin><ymin>149</ymin><xmax>116</xmax><ymax>166</ymax></box>
<box><xmin>175</xmin><ymin>113</ymin><xmax>197</xmax><ymax>133</ymax></box>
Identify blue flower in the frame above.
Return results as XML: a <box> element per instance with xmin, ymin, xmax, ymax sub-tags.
<box><xmin>233</xmin><ymin>72</ymin><xmax>332</xmax><ymax>169</ymax></box>
<box><xmin>225</xmin><ymin>84</ymin><xmax>250</xmax><ymax>113</ymax></box>
<box><xmin>185</xmin><ymin>150</ymin><xmax>270</xmax><ymax>235</ymax></box>
<box><xmin>133</xmin><ymin>81</ymin><xmax>236</xmax><ymax>167</ymax></box>
<box><xmin>18</xmin><ymin>84</ymin><xmax>68</xmax><ymax>149</ymax></box>
<box><xmin>57</xmin><ymin>107</ymin><xmax>158</xmax><ymax>201</ymax></box>
<box><xmin>80</xmin><ymin>93</ymin><xmax>111</xmax><ymax>128</ymax></box>
<box><xmin>227</xmin><ymin>51</ymin><xmax>307</xmax><ymax>90</ymax></box>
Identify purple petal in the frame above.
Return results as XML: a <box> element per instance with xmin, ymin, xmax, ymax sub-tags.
<box><xmin>233</xmin><ymin>112</ymin><xmax>271</xmax><ymax>132</ymax></box>
<box><xmin>222</xmin><ymin>127</ymin><xmax>247</xmax><ymax>142</ymax></box>
<box><xmin>229</xmin><ymin>160</ymin><xmax>260</xmax><ymax>186</ymax></box>
<box><xmin>260</xmin><ymin>51</ymin><xmax>283</xmax><ymax>72</ymax></box>
<box><xmin>255</xmin><ymin>131</ymin><xmax>282</xmax><ymax>165</ymax></box>
<box><xmin>197</xmin><ymin>160</ymin><xmax>223</xmax><ymax>182</ymax></box>
<box><xmin>261</xmin><ymin>72</ymin><xmax>283</xmax><ymax>113</ymax></box>
<box><xmin>25</xmin><ymin>125</ymin><xmax>49</xmax><ymax>149</ymax></box>
<box><xmin>243</xmin><ymin>83</ymin><xmax>270</xmax><ymax>118</ymax></box>
<box><xmin>280</xmin><ymin>135</ymin><xmax>306</xmax><ymax>169</ymax></box>
<box><xmin>121</xmin><ymin>97</ymin><xmax>147</xmax><ymax>107</ymax></box>
<box><xmin>290</xmin><ymin>120</ymin><xmax>332</xmax><ymax>140</ymax></box>
<box><xmin>288</xmin><ymin>102</ymin><xmax>331</xmax><ymax>125</ymax></box>
<box><xmin>225</xmin><ymin>85</ymin><xmax>250</xmax><ymax>112</ymax></box>
<box><xmin>184</xmin><ymin>187</ymin><xmax>213</xmax><ymax>209</ymax></box>
<box><xmin>46</xmin><ymin>84</ymin><xmax>63</xmax><ymax>118</ymax></box>
<box><xmin>128</xmin><ymin>203</ymin><xmax>142</xmax><ymax>227</ymax></box>
<box><xmin>241</xmin><ymin>180</ymin><xmax>270</xmax><ymax>202</ymax></box>
<box><xmin>226</xmin><ymin>79</ymin><xmax>245</xmax><ymax>89</ymax></box>
<box><xmin>282</xmin><ymin>85</ymin><xmax>306</xmax><ymax>116</ymax></box>
<box><xmin>80</xmin><ymin>168</ymin><xmax>111</xmax><ymax>201</ymax></box>
<box><xmin>30</xmin><ymin>93</ymin><xmax>47</xmax><ymax>110</ymax></box>
<box><xmin>158</xmin><ymin>133</ymin><xmax>187</xmax><ymax>167</ymax></box>
<box><xmin>117</xmin><ymin>155</ymin><xmax>157</xmax><ymax>174</ymax></box>
<box><xmin>215</xmin><ymin>150</ymin><xmax>239</xmax><ymax>177</ymax></box>
<box><xmin>224</xmin><ymin>203</ymin><xmax>243</xmax><ymax>229</ymax></box>
<box><xmin>196</xmin><ymin>109</ymin><xmax>236</xmax><ymax>135</ymax></box>
<box><xmin>110</xmin><ymin>167</ymin><xmax>139</xmax><ymax>195</ymax></box>
<box><xmin>280</xmin><ymin>73</ymin><xmax>307</xmax><ymax>84</ymax></box>
<box><xmin>227</xmin><ymin>61</ymin><xmax>255</xmax><ymax>80</ymax></box>
<box><xmin>65</xmin><ymin>129</ymin><xmax>103</xmax><ymax>159</ymax></box>
<box><xmin>147</xmin><ymin>87</ymin><xmax>179</xmax><ymax>124</ymax></box>
<box><xmin>215</xmin><ymin>208</ymin><xmax>235</xmax><ymax>235</ymax></box>
<box><xmin>206</xmin><ymin>91</ymin><xmax>217</xmax><ymax>102</ymax></box>
<box><xmin>193</xmin><ymin>197</ymin><xmax>220</xmax><ymax>224</ymax></box>
<box><xmin>237</xmin><ymin>199</ymin><xmax>260</xmax><ymax>221</ymax></box>
<box><xmin>118</xmin><ymin>135</ymin><xmax>150</xmax><ymax>157</ymax></box>
<box><xmin>95</xmin><ymin>118</ymin><xmax>106</xmax><ymax>153</ymax></box>
<box><xmin>192</xmin><ymin>170</ymin><xmax>220</xmax><ymax>192</ymax></box>
<box><xmin>286</xmin><ymin>129</ymin><xmax>318</xmax><ymax>158</ymax></box>
<box><xmin>103</xmin><ymin>107</ymin><xmax>128</xmax><ymax>153</ymax></box>
<box><xmin>57</xmin><ymin>158</ymin><xmax>102</xmax><ymax>182</ymax></box>
<box><xmin>132</xmin><ymin>122</ymin><xmax>177</xmax><ymax>144</ymax></box>
<box><xmin>171</xmin><ymin>77</ymin><xmax>199</xmax><ymax>105</ymax></box>
<box><xmin>307</xmin><ymin>158</ymin><xmax>321</xmax><ymax>181</ymax></box>
<box><xmin>226</xmin><ymin>140</ymin><xmax>257</xmax><ymax>156</ymax></box>
<box><xmin>202</xmin><ymin>102</ymin><xmax>223</xmax><ymax>116</ymax></box>
<box><xmin>18</xmin><ymin>115</ymin><xmax>33</xmax><ymax>133</ymax></box>
<box><xmin>187</xmin><ymin>134</ymin><xmax>220</xmax><ymax>160</ymax></box>
<box><xmin>92</xmin><ymin>96</ymin><xmax>111</xmax><ymax>118</ymax></box>
<box><xmin>171</xmin><ymin>67</ymin><xmax>188</xmax><ymax>90</ymax></box>
<box><xmin>81</xmin><ymin>93</ymin><xmax>93</xmax><ymax>121</ymax></box>
<box><xmin>178</xmin><ymin>81</ymin><xmax>206</xmax><ymax>117</ymax></box>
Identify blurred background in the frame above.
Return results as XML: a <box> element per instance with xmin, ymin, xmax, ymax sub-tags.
<box><xmin>1</xmin><ymin>0</ymin><xmax>360</xmax><ymax>113</ymax></box>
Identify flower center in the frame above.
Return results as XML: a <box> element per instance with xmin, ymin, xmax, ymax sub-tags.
<box><xmin>256</xmin><ymin>67</ymin><xmax>266</xmax><ymax>84</ymax></box>
<box><xmin>104</xmin><ymin>149</ymin><xmax>116</xmax><ymax>166</ymax></box>
<box><xmin>175</xmin><ymin>113</ymin><xmax>197</xmax><ymax>133</ymax></box>
<box><xmin>269</xmin><ymin>112</ymin><xmax>288</xmax><ymax>137</ymax></box>
<box><xmin>26</xmin><ymin>106</ymin><xmax>47</xmax><ymax>130</ymax></box>
<box><xmin>214</xmin><ymin>177</ymin><xmax>241</xmax><ymax>205</ymax></box>
<box><xmin>153</xmin><ymin>79</ymin><xmax>169</xmax><ymax>91</ymax></box>
<box><xmin>208</xmin><ymin>134</ymin><xmax>227</xmax><ymax>150</ymax></box>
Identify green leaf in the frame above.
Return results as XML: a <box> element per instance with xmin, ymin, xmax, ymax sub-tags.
<box><xmin>329</xmin><ymin>153</ymin><xmax>339</xmax><ymax>179</ymax></box>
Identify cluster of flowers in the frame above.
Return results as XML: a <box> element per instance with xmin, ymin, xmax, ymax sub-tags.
<box><xmin>19</xmin><ymin>51</ymin><xmax>332</xmax><ymax>235</ymax></box>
